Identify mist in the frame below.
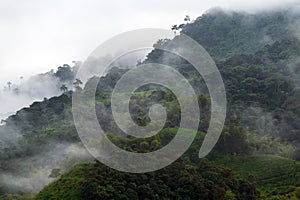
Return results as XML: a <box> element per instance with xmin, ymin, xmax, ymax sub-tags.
<box><xmin>1</xmin><ymin>1</ymin><xmax>300</xmax><ymax>196</ymax></box>
<box><xmin>0</xmin><ymin>65</ymin><xmax>77</xmax><ymax>122</ymax></box>
<box><xmin>1</xmin><ymin>0</ymin><xmax>298</xmax><ymax>91</ymax></box>
<box><xmin>0</xmin><ymin>142</ymin><xmax>92</xmax><ymax>193</ymax></box>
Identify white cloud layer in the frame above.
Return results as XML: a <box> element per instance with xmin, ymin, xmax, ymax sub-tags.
<box><xmin>0</xmin><ymin>0</ymin><xmax>299</xmax><ymax>87</ymax></box>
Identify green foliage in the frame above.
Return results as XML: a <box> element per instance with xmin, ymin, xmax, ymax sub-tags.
<box><xmin>35</xmin><ymin>160</ymin><xmax>259</xmax><ymax>200</ymax></box>
<box><xmin>55</xmin><ymin>64</ymin><xmax>74</xmax><ymax>82</ymax></box>
<box><xmin>213</xmin><ymin>154</ymin><xmax>300</xmax><ymax>198</ymax></box>
<box><xmin>2</xmin><ymin>7</ymin><xmax>300</xmax><ymax>200</ymax></box>
<box><xmin>215</xmin><ymin>125</ymin><xmax>255</xmax><ymax>155</ymax></box>
<box><xmin>0</xmin><ymin>94</ymin><xmax>77</xmax><ymax>161</ymax></box>
<box><xmin>181</xmin><ymin>8</ymin><xmax>297</xmax><ymax>60</ymax></box>
<box><xmin>225</xmin><ymin>190</ymin><xmax>236</xmax><ymax>200</ymax></box>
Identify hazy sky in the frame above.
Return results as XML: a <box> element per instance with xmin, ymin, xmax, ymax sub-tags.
<box><xmin>0</xmin><ymin>0</ymin><xmax>299</xmax><ymax>87</ymax></box>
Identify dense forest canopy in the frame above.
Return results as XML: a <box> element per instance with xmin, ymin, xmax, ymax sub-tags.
<box><xmin>1</xmin><ymin>7</ymin><xmax>300</xmax><ymax>200</ymax></box>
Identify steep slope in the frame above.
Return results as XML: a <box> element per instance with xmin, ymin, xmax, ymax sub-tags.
<box><xmin>181</xmin><ymin>7</ymin><xmax>300</xmax><ymax>60</ymax></box>
<box><xmin>213</xmin><ymin>154</ymin><xmax>300</xmax><ymax>198</ymax></box>
<box><xmin>1</xmin><ymin>6</ymin><xmax>300</xmax><ymax>199</ymax></box>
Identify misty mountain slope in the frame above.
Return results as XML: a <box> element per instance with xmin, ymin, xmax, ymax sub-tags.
<box><xmin>218</xmin><ymin>39</ymin><xmax>300</xmax><ymax>143</ymax></box>
<box><xmin>0</xmin><ymin>64</ymin><xmax>78</xmax><ymax>122</ymax></box>
<box><xmin>180</xmin><ymin>7</ymin><xmax>300</xmax><ymax>60</ymax></box>
<box><xmin>1</xmin><ymin>6</ymin><xmax>300</xmax><ymax>199</ymax></box>
<box><xmin>1</xmin><ymin>33</ymin><xmax>299</xmax><ymax>195</ymax></box>
<box><xmin>33</xmin><ymin>126</ymin><xmax>300</xmax><ymax>199</ymax></box>
<box><xmin>146</xmin><ymin>37</ymin><xmax>300</xmax><ymax>147</ymax></box>
<box><xmin>3</xmin><ymin>7</ymin><xmax>300</xmax><ymax>163</ymax></box>
<box><xmin>0</xmin><ymin>64</ymin><xmax>80</xmax><ymax>157</ymax></box>
<box><xmin>0</xmin><ymin>93</ymin><xmax>76</xmax><ymax>152</ymax></box>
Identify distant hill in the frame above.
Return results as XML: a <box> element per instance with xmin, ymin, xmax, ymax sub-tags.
<box><xmin>0</xmin><ymin>63</ymin><xmax>78</xmax><ymax>122</ymax></box>
<box><xmin>181</xmin><ymin>7</ymin><xmax>300</xmax><ymax>60</ymax></box>
<box><xmin>1</xmin><ymin>6</ymin><xmax>300</xmax><ymax>200</ymax></box>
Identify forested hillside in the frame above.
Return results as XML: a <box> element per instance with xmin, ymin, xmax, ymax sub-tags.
<box><xmin>1</xmin><ymin>7</ymin><xmax>300</xmax><ymax>200</ymax></box>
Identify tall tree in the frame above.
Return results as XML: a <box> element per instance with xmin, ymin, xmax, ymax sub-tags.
<box><xmin>184</xmin><ymin>15</ymin><xmax>191</xmax><ymax>22</ymax></box>
<box><xmin>60</xmin><ymin>84</ymin><xmax>68</xmax><ymax>93</ymax></box>
<box><xmin>171</xmin><ymin>25</ymin><xmax>179</xmax><ymax>35</ymax></box>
